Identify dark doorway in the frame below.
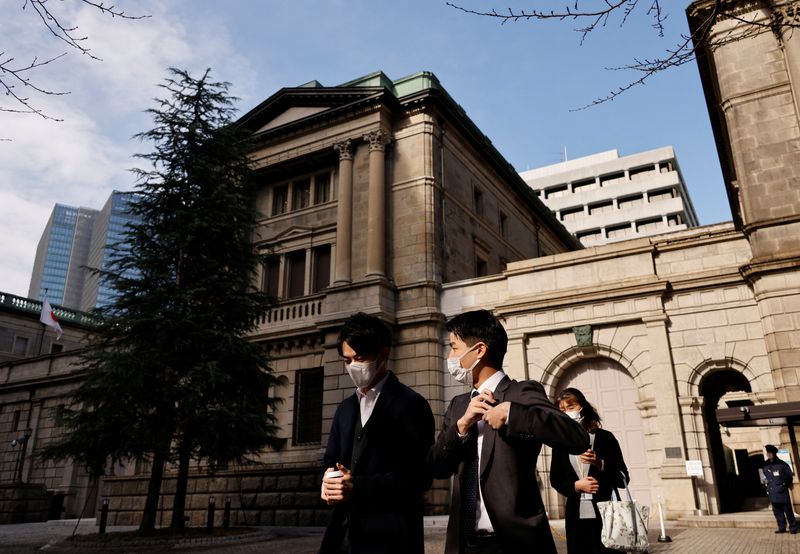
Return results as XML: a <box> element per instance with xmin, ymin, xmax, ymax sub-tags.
<box><xmin>700</xmin><ymin>369</ymin><xmax>751</xmax><ymax>513</ymax></box>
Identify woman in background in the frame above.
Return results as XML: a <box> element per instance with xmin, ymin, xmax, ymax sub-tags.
<box><xmin>550</xmin><ymin>387</ymin><xmax>629</xmax><ymax>554</ymax></box>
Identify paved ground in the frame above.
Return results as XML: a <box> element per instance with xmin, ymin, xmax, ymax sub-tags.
<box><xmin>1</xmin><ymin>517</ymin><xmax>798</xmax><ymax>553</ymax></box>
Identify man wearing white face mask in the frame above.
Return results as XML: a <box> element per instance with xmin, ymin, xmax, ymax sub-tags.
<box><xmin>320</xmin><ymin>312</ymin><xmax>435</xmax><ymax>554</ymax></box>
<box><xmin>429</xmin><ymin>310</ymin><xmax>589</xmax><ymax>554</ymax></box>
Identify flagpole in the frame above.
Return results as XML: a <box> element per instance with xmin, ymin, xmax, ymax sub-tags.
<box><xmin>37</xmin><ymin>288</ymin><xmax>49</xmax><ymax>356</ymax></box>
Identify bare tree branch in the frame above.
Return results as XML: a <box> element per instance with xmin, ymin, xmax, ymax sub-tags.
<box><xmin>448</xmin><ymin>0</ymin><xmax>800</xmax><ymax>108</ymax></box>
<box><xmin>1</xmin><ymin>0</ymin><xmax>149</xmax><ymax>123</ymax></box>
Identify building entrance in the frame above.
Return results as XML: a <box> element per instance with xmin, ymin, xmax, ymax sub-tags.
<box><xmin>699</xmin><ymin>369</ymin><xmax>757</xmax><ymax>513</ymax></box>
<box><xmin>557</xmin><ymin>358</ymin><xmax>651</xmax><ymax>509</ymax></box>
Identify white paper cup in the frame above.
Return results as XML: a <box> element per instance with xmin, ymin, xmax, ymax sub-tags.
<box><xmin>325</xmin><ymin>470</ymin><xmax>343</xmax><ymax>479</ymax></box>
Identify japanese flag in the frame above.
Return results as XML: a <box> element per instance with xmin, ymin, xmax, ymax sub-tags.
<box><xmin>40</xmin><ymin>299</ymin><xmax>63</xmax><ymax>340</ymax></box>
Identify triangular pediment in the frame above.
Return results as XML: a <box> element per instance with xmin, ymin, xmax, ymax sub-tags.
<box><xmin>263</xmin><ymin>225</ymin><xmax>313</xmax><ymax>244</ymax></box>
<box><xmin>256</xmin><ymin>106</ymin><xmax>329</xmax><ymax>133</ymax></box>
<box><xmin>238</xmin><ymin>81</ymin><xmax>394</xmax><ymax>134</ymax></box>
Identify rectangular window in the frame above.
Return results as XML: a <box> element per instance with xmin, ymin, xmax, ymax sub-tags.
<box><xmin>293</xmin><ymin>367</ymin><xmax>323</xmax><ymax>445</ymax></box>
<box><xmin>667</xmin><ymin>214</ymin><xmax>684</xmax><ymax>227</ymax></box>
<box><xmin>599</xmin><ymin>172</ymin><xmax>625</xmax><ymax>187</ymax></box>
<box><xmin>499</xmin><ymin>212</ymin><xmax>508</xmax><ymax>239</ymax></box>
<box><xmin>272</xmin><ymin>185</ymin><xmax>288</xmax><ymax>216</ymax></box>
<box><xmin>649</xmin><ymin>188</ymin><xmax>676</xmax><ymax>203</ymax></box>
<box><xmin>572</xmin><ymin>179</ymin><xmax>597</xmax><ymax>193</ymax></box>
<box><xmin>314</xmin><ymin>173</ymin><xmax>331</xmax><ymax>204</ymax></box>
<box><xmin>588</xmin><ymin>201</ymin><xmax>613</xmax><ymax>215</ymax></box>
<box><xmin>263</xmin><ymin>258</ymin><xmax>280</xmax><ymax>298</ymax></box>
<box><xmin>560</xmin><ymin>207</ymin><xmax>583</xmax><ymax>221</ymax></box>
<box><xmin>12</xmin><ymin>336</ymin><xmax>28</xmax><ymax>356</ymax></box>
<box><xmin>285</xmin><ymin>250</ymin><xmax>306</xmax><ymax>298</ymax></box>
<box><xmin>50</xmin><ymin>343</ymin><xmax>64</xmax><ymax>354</ymax></box>
<box><xmin>636</xmin><ymin>217</ymin><xmax>663</xmax><ymax>232</ymax></box>
<box><xmin>606</xmin><ymin>224</ymin><xmax>633</xmax><ymax>239</ymax></box>
<box><xmin>312</xmin><ymin>245</ymin><xmax>331</xmax><ymax>293</ymax></box>
<box><xmin>629</xmin><ymin>165</ymin><xmax>656</xmax><ymax>180</ymax></box>
<box><xmin>618</xmin><ymin>194</ymin><xmax>644</xmax><ymax>209</ymax></box>
<box><xmin>476</xmin><ymin>257</ymin><xmax>488</xmax><ymax>277</ymax></box>
<box><xmin>292</xmin><ymin>178</ymin><xmax>311</xmax><ymax>210</ymax></box>
<box><xmin>545</xmin><ymin>184</ymin><xmax>569</xmax><ymax>199</ymax></box>
<box><xmin>12</xmin><ymin>410</ymin><xmax>21</xmax><ymax>432</ymax></box>
<box><xmin>473</xmin><ymin>188</ymin><xmax>484</xmax><ymax>215</ymax></box>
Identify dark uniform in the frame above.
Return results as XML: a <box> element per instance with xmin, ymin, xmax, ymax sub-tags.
<box><xmin>763</xmin><ymin>447</ymin><xmax>797</xmax><ymax>534</ymax></box>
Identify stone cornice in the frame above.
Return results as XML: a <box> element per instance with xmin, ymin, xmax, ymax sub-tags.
<box><xmin>495</xmin><ymin>276</ymin><xmax>669</xmax><ymax>316</ymax></box>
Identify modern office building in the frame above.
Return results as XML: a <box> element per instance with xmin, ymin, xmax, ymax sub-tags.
<box><xmin>28</xmin><ymin>205</ymin><xmax>98</xmax><ymax>309</ymax></box>
<box><xmin>28</xmin><ymin>191</ymin><xmax>137</xmax><ymax>312</ymax></box>
<box><xmin>80</xmin><ymin>191</ymin><xmax>139</xmax><ymax>312</ymax></box>
<box><xmin>520</xmin><ymin>147</ymin><xmax>699</xmax><ymax>246</ymax></box>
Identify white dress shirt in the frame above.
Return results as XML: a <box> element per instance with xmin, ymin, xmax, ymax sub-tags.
<box><xmin>355</xmin><ymin>371</ymin><xmax>389</xmax><ymax>426</ymax></box>
<box><xmin>473</xmin><ymin>370</ymin><xmax>506</xmax><ymax>533</ymax></box>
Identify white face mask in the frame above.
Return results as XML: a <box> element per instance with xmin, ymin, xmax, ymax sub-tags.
<box><xmin>346</xmin><ymin>359</ymin><xmax>381</xmax><ymax>389</ymax></box>
<box><xmin>447</xmin><ymin>343</ymin><xmax>482</xmax><ymax>385</ymax></box>
<box><xmin>565</xmin><ymin>409</ymin><xmax>583</xmax><ymax>422</ymax></box>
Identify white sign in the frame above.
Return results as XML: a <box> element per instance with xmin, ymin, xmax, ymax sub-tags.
<box><xmin>685</xmin><ymin>460</ymin><xmax>703</xmax><ymax>477</ymax></box>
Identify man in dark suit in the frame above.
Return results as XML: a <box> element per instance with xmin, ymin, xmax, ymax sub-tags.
<box><xmin>320</xmin><ymin>312</ymin><xmax>435</xmax><ymax>553</ymax></box>
<box><xmin>429</xmin><ymin>310</ymin><xmax>589</xmax><ymax>554</ymax></box>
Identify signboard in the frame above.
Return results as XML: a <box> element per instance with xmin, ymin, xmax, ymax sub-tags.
<box><xmin>685</xmin><ymin>460</ymin><xmax>703</xmax><ymax>477</ymax></box>
<box><xmin>778</xmin><ymin>448</ymin><xmax>794</xmax><ymax>472</ymax></box>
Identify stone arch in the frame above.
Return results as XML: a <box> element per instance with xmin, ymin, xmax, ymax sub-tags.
<box><xmin>540</xmin><ymin>343</ymin><xmax>645</xmax><ymax>399</ymax></box>
<box><xmin>687</xmin><ymin>357</ymin><xmax>764</xmax><ymax>513</ymax></box>
<box><xmin>686</xmin><ymin>357</ymin><xmax>762</xmax><ymax>398</ymax></box>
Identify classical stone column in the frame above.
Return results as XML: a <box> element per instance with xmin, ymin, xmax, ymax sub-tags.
<box><xmin>364</xmin><ymin>129</ymin><xmax>389</xmax><ymax>278</ymax></box>
<box><xmin>333</xmin><ymin>140</ymin><xmax>354</xmax><ymax>285</ymax></box>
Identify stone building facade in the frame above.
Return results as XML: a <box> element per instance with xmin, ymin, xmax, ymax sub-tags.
<box><xmin>0</xmin><ymin>295</ymin><xmax>97</xmax><ymax>522</ymax></box>
<box><xmin>3</xmin><ymin>0</ymin><xmax>800</xmax><ymax>525</ymax></box>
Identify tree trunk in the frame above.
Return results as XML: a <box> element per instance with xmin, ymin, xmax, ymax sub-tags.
<box><xmin>170</xmin><ymin>440</ymin><xmax>191</xmax><ymax>530</ymax></box>
<box><xmin>139</xmin><ymin>448</ymin><xmax>167</xmax><ymax>534</ymax></box>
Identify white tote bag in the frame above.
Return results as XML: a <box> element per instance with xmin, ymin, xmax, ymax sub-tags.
<box><xmin>596</xmin><ymin>472</ymin><xmax>650</xmax><ymax>553</ymax></box>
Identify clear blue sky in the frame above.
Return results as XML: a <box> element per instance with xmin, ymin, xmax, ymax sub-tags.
<box><xmin>0</xmin><ymin>1</ymin><xmax>730</xmax><ymax>298</ymax></box>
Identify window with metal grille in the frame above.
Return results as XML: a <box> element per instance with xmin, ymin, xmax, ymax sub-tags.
<box><xmin>293</xmin><ymin>367</ymin><xmax>323</xmax><ymax>445</ymax></box>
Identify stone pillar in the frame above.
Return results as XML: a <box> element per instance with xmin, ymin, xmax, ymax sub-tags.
<box><xmin>364</xmin><ymin>129</ymin><xmax>389</xmax><ymax>278</ymax></box>
<box><xmin>775</xmin><ymin>2</ymin><xmax>800</xmax><ymax>125</ymax></box>
<box><xmin>333</xmin><ymin>140</ymin><xmax>354</xmax><ymax>285</ymax></box>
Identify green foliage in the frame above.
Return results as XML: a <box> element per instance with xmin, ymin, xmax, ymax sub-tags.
<box><xmin>40</xmin><ymin>68</ymin><xmax>282</xmax><ymax>477</ymax></box>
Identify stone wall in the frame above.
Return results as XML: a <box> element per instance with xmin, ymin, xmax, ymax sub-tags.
<box><xmin>102</xmin><ymin>468</ymin><xmax>330</xmax><ymax>528</ymax></box>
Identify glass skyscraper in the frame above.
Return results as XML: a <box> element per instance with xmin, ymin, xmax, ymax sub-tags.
<box><xmin>28</xmin><ymin>191</ymin><xmax>138</xmax><ymax>311</ymax></box>
<box><xmin>28</xmin><ymin>204</ymin><xmax>98</xmax><ymax>309</ymax></box>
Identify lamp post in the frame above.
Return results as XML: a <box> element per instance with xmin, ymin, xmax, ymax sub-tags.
<box><xmin>12</xmin><ymin>428</ymin><xmax>32</xmax><ymax>484</ymax></box>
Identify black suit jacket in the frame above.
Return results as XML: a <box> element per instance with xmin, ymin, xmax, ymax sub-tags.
<box><xmin>429</xmin><ymin>375</ymin><xmax>590</xmax><ymax>554</ymax></box>
<box><xmin>549</xmin><ymin>427</ymin><xmax>629</xmax><ymax>522</ymax></box>
<box><xmin>320</xmin><ymin>371</ymin><xmax>435</xmax><ymax>554</ymax></box>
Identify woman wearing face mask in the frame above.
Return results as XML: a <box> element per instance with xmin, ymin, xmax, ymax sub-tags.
<box><xmin>549</xmin><ymin>387</ymin><xmax>629</xmax><ymax>554</ymax></box>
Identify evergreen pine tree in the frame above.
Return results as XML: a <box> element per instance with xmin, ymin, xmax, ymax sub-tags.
<box><xmin>41</xmin><ymin>68</ymin><xmax>282</xmax><ymax>533</ymax></box>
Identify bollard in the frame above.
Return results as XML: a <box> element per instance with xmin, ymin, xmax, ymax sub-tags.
<box><xmin>99</xmin><ymin>498</ymin><xmax>109</xmax><ymax>535</ymax></box>
<box><xmin>223</xmin><ymin>497</ymin><xmax>231</xmax><ymax>530</ymax></box>
<box><xmin>206</xmin><ymin>496</ymin><xmax>216</xmax><ymax>534</ymax></box>
<box><xmin>657</xmin><ymin>496</ymin><xmax>672</xmax><ymax>543</ymax></box>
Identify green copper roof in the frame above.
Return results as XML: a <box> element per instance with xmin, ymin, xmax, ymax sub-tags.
<box><xmin>334</xmin><ymin>70</ymin><xmax>444</xmax><ymax>100</ymax></box>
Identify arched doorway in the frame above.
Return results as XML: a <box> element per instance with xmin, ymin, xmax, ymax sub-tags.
<box><xmin>556</xmin><ymin>358</ymin><xmax>652</xmax><ymax>509</ymax></box>
<box><xmin>699</xmin><ymin>369</ymin><xmax>753</xmax><ymax>513</ymax></box>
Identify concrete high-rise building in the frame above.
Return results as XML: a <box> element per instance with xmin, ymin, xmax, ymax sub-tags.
<box><xmin>28</xmin><ymin>191</ymin><xmax>137</xmax><ymax>312</ymax></box>
<box><xmin>520</xmin><ymin>147</ymin><xmax>699</xmax><ymax>246</ymax></box>
<box><xmin>28</xmin><ymin>204</ymin><xmax>98</xmax><ymax>308</ymax></box>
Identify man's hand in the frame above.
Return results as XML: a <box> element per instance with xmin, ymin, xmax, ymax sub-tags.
<box><xmin>579</xmin><ymin>449</ymin><xmax>602</xmax><ymax>469</ymax></box>
<box><xmin>482</xmin><ymin>394</ymin><xmax>511</xmax><ymax>430</ymax></box>
<box><xmin>575</xmin><ymin>476</ymin><xmax>599</xmax><ymax>494</ymax></box>
<box><xmin>457</xmin><ymin>391</ymin><xmax>495</xmax><ymax>435</ymax></box>
<box><xmin>321</xmin><ymin>463</ymin><xmax>353</xmax><ymax>505</ymax></box>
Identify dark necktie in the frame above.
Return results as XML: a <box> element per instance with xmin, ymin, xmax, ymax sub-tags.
<box><xmin>460</xmin><ymin>390</ymin><xmax>479</xmax><ymax>540</ymax></box>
